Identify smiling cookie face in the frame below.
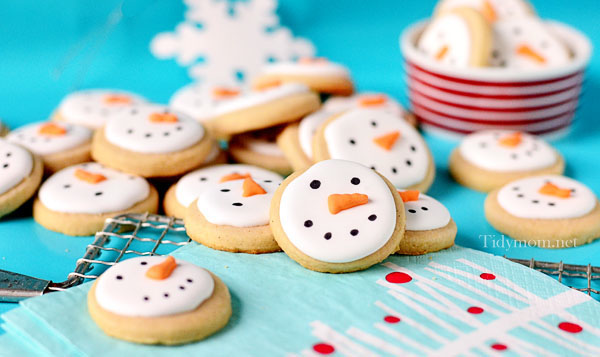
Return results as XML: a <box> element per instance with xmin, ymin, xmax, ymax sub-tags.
<box><xmin>0</xmin><ymin>139</ymin><xmax>33</xmax><ymax>195</ymax></box>
<box><xmin>279</xmin><ymin>160</ymin><xmax>397</xmax><ymax>263</ymax></box>
<box><xmin>323</xmin><ymin>109</ymin><xmax>429</xmax><ymax>189</ymax></box>
<box><xmin>58</xmin><ymin>90</ymin><xmax>145</xmax><ymax>128</ymax></box>
<box><xmin>95</xmin><ymin>256</ymin><xmax>214</xmax><ymax>317</ymax></box>
<box><xmin>400</xmin><ymin>190</ymin><xmax>451</xmax><ymax>231</ymax></box>
<box><xmin>104</xmin><ymin>104</ymin><xmax>205</xmax><ymax>154</ymax></box>
<box><xmin>7</xmin><ymin>122</ymin><xmax>92</xmax><ymax>156</ymax></box>
<box><xmin>169</xmin><ymin>83</ymin><xmax>244</xmax><ymax>121</ymax></box>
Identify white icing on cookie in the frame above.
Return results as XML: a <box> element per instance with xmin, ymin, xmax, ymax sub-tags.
<box><xmin>497</xmin><ymin>175</ymin><xmax>596</xmax><ymax>219</ymax></box>
<box><xmin>196</xmin><ymin>177</ymin><xmax>281</xmax><ymax>227</ymax></box>
<box><xmin>279</xmin><ymin>159</ymin><xmax>397</xmax><ymax>263</ymax></box>
<box><xmin>175</xmin><ymin>164</ymin><xmax>283</xmax><ymax>208</ymax></box>
<box><xmin>6</xmin><ymin>122</ymin><xmax>92</xmax><ymax>156</ymax></box>
<box><xmin>418</xmin><ymin>13</ymin><xmax>474</xmax><ymax>67</ymax></box>
<box><xmin>104</xmin><ymin>104</ymin><xmax>205</xmax><ymax>154</ymax></box>
<box><xmin>299</xmin><ymin>109</ymin><xmax>335</xmax><ymax>159</ymax></box>
<box><xmin>244</xmin><ymin>135</ymin><xmax>284</xmax><ymax>157</ymax></box>
<box><xmin>323</xmin><ymin>93</ymin><xmax>407</xmax><ymax>118</ymax></box>
<box><xmin>436</xmin><ymin>0</ymin><xmax>534</xmax><ymax>22</ymax></box>
<box><xmin>459</xmin><ymin>130</ymin><xmax>557</xmax><ymax>172</ymax></box>
<box><xmin>95</xmin><ymin>256</ymin><xmax>214</xmax><ymax>317</ymax></box>
<box><xmin>215</xmin><ymin>83</ymin><xmax>310</xmax><ymax>114</ymax></box>
<box><xmin>400</xmin><ymin>191</ymin><xmax>451</xmax><ymax>231</ymax></box>
<box><xmin>169</xmin><ymin>83</ymin><xmax>245</xmax><ymax>121</ymax></box>
<box><xmin>57</xmin><ymin>89</ymin><xmax>145</xmax><ymax>129</ymax></box>
<box><xmin>38</xmin><ymin>162</ymin><xmax>150</xmax><ymax>214</ymax></box>
<box><xmin>0</xmin><ymin>139</ymin><xmax>33</xmax><ymax>195</ymax></box>
<box><xmin>323</xmin><ymin>109</ymin><xmax>430</xmax><ymax>189</ymax></box>
<box><xmin>261</xmin><ymin>59</ymin><xmax>350</xmax><ymax>78</ymax></box>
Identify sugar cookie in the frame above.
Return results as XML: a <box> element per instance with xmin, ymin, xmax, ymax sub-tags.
<box><xmin>53</xmin><ymin>89</ymin><xmax>145</xmax><ymax>129</ymax></box>
<box><xmin>395</xmin><ymin>190</ymin><xmax>457</xmax><ymax>255</ymax></box>
<box><xmin>313</xmin><ymin>108</ymin><xmax>435</xmax><ymax>192</ymax></box>
<box><xmin>270</xmin><ymin>159</ymin><xmax>405</xmax><ymax>273</ymax></box>
<box><xmin>185</xmin><ymin>176</ymin><xmax>282</xmax><ymax>254</ymax></box>
<box><xmin>88</xmin><ymin>256</ymin><xmax>231</xmax><ymax>345</ymax></box>
<box><xmin>435</xmin><ymin>0</ymin><xmax>535</xmax><ymax>22</ymax></box>
<box><xmin>34</xmin><ymin>162</ymin><xmax>158</xmax><ymax>236</ymax></box>
<box><xmin>449</xmin><ymin>130</ymin><xmax>564</xmax><ymax>192</ymax></box>
<box><xmin>229</xmin><ymin>127</ymin><xmax>293</xmax><ymax>175</ymax></box>
<box><xmin>0</xmin><ymin>139</ymin><xmax>43</xmax><ymax>218</ymax></box>
<box><xmin>418</xmin><ymin>7</ymin><xmax>492</xmax><ymax>67</ymax></box>
<box><xmin>91</xmin><ymin>104</ymin><xmax>214</xmax><ymax>177</ymax></box>
<box><xmin>6</xmin><ymin>121</ymin><xmax>93</xmax><ymax>174</ymax></box>
<box><xmin>253</xmin><ymin>57</ymin><xmax>354</xmax><ymax>96</ymax></box>
<box><xmin>485</xmin><ymin>175</ymin><xmax>600</xmax><ymax>248</ymax></box>
<box><xmin>164</xmin><ymin>164</ymin><xmax>282</xmax><ymax>219</ymax></box>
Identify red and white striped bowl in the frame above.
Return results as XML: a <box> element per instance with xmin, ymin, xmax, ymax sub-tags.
<box><xmin>400</xmin><ymin>20</ymin><xmax>591</xmax><ymax>139</ymax></box>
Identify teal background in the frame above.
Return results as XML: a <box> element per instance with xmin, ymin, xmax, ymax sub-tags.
<box><xmin>1</xmin><ymin>0</ymin><xmax>599</xmax><ymax>318</ymax></box>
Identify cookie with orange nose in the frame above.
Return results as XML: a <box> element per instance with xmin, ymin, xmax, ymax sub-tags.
<box><xmin>88</xmin><ymin>256</ymin><xmax>232</xmax><ymax>345</ymax></box>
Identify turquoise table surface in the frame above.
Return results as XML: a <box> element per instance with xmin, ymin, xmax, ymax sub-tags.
<box><xmin>1</xmin><ymin>0</ymin><xmax>599</xmax><ymax>320</ymax></box>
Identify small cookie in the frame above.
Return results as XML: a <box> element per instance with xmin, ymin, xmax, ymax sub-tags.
<box><xmin>270</xmin><ymin>159</ymin><xmax>405</xmax><ymax>273</ymax></box>
<box><xmin>435</xmin><ymin>0</ymin><xmax>535</xmax><ymax>22</ymax></box>
<box><xmin>253</xmin><ymin>57</ymin><xmax>354</xmax><ymax>96</ymax></box>
<box><xmin>449</xmin><ymin>130</ymin><xmax>564</xmax><ymax>192</ymax></box>
<box><xmin>53</xmin><ymin>89</ymin><xmax>145</xmax><ymax>129</ymax></box>
<box><xmin>418</xmin><ymin>7</ymin><xmax>492</xmax><ymax>67</ymax></box>
<box><xmin>485</xmin><ymin>175</ymin><xmax>600</xmax><ymax>248</ymax></box>
<box><xmin>33</xmin><ymin>162</ymin><xmax>158</xmax><ymax>236</ymax></box>
<box><xmin>164</xmin><ymin>164</ymin><xmax>282</xmax><ymax>219</ymax></box>
<box><xmin>0</xmin><ymin>139</ymin><xmax>43</xmax><ymax>218</ymax></box>
<box><xmin>185</xmin><ymin>176</ymin><xmax>282</xmax><ymax>254</ymax></box>
<box><xmin>91</xmin><ymin>104</ymin><xmax>214</xmax><ymax>177</ymax></box>
<box><xmin>88</xmin><ymin>256</ymin><xmax>231</xmax><ymax>345</ymax></box>
<box><xmin>206</xmin><ymin>83</ymin><xmax>320</xmax><ymax>137</ymax></box>
<box><xmin>229</xmin><ymin>127</ymin><xmax>293</xmax><ymax>175</ymax></box>
<box><xmin>324</xmin><ymin>93</ymin><xmax>416</xmax><ymax>126</ymax></box>
<box><xmin>396</xmin><ymin>190</ymin><xmax>457</xmax><ymax>255</ymax></box>
<box><xmin>313</xmin><ymin>108</ymin><xmax>435</xmax><ymax>192</ymax></box>
<box><xmin>7</xmin><ymin>122</ymin><xmax>93</xmax><ymax>174</ymax></box>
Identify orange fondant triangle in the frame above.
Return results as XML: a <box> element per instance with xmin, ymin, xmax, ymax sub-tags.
<box><xmin>516</xmin><ymin>44</ymin><xmax>546</xmax><ymax>64</ymax></box>
<box><xmin>538</xmin><ymin>182</ymin><xmax>571</xmax><ymax>198</ymax></box>
<box><xmin>242</xmin><ymin>177</ymin><xmax>267</xmax><ymax>197</ymax></box>
<box><xmin>149</xmin><ymin>112</ymin><xmax>178</xmax><ymax>123</ymax></box>
<box><xmin>213</xmin><ymin>87</ymin><xmax>240</xmax><ymax>99</ymax></box>
<box><xmin>373</xmin><ymin>131</ymin><xmax>401</xmax><ymax>151</ymax></box>
<box><xmin>38</xmin><ymin>123</ymin><xmax>67</xmax><ymax>136</ymax></box>
<box><xmin>482</xmin><ymin>0</ymin><xmax>498</xmax><ymax>22</ymax></box>
<box><xmin>435</xmin><ymin>45</ymin><xmax>449</xmax><ymax>61</ymax></box>
<box><xmin>145</xmin><ymin>256</ymin><xmax>177</xmax><ymax>280</ymax></box>
<box><xmin>104</xmin><ymin>94</ymin><xmax>132</xmax><ymax>105</ymax></box>
<box><xmin>498</xmin><ymin>132</ymin><xmax>523</xmax><ymax>147</ymax></box>
<box><xmin>74</xmin><ymin>169</ymin><xmax>107</xmax><ymax>184</ymax></box>
<box><xmin>399</xmin><ymin>190</ymin><xmax>420</xmax><ymax>202</ymax></box>
<box><xmin>328</xmin><ymin>193</ymin><xmax>369</xmax><ymax>215</ymax></box>
<box><xmin>358</xmin><ymin>94</ymin><xmax>388</xmax><ymax>107</ymax></box>
<box><xmin>220</xmin><ymin>172</ymin><xmax>251</xmax><ymax>183</ymax></box>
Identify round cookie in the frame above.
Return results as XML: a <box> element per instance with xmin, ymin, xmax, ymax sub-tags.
<box><xmin>253</xmin><ymin>57</ymin><xmax>354</xmax><ymax>96</ymax></box>
<box><xmin>169</xmin><ymin>82</ymin><xmax>244</xmax><ymax>123</ymax></box>
<box><xmin>485</xmin><ymin>175</ymin><xmax>600</xmax><ymax>248</ymax></box>
<box><xmin>324</xmin><ymin>93</ymin><xmax>417</xmax><ymax>126</ymax></box>
<box><xmin>53</xmin><ymin>89</ymin><xmax>145</xmax><ymax>129</ymax></box>
<box><xmin>313</xmin><ymin>108</ymin><xmax>435</xmax><ymax>192</ymax></box>
<box><xmin>88</xmin><ymin>256</ymin><xmax>231</xmax><ymax>345</ymax></box>
<box><xmin>0</xmin><ymin>139</ymin><xmax>43</xmax><ymax>218</ymax></box>
<box><xmin>396</xmin><ymin>190</ymin><xmax>457</xmax><ymax>255</ymax></box>
<box><xmin>164</xmin><ymin>164</ymin><xmax>282</xmax><ymax>219</ymax></box>
<box><xmin>229</xmin><ymin>127</ymin><xmax>293</xmax><ymax>175</ymax></box>
<box><xmin>418</xmin><ymin>7</ymin><xmax>492</xmax><ymax>67</ymax></box>
<box><xmin>34</xmin><ymin>162</ymin><xmax>158</xmax><ymax>236</ymax></box>
<box><xmin>6</xmin><ymin>122</ymin><xmax>93</xmax><ymax>174</ymax></box>
<box><xmin>435</xmin><ymin>0</ymin><xmax>535</xmax><ymax>22</ymax></box>
<box><xmin>91</xmin><ymin>103</ymin><xmax>214</xmax><ymax>177</ymax></box>
<box><xmin>185</xmin><ymin>176</ymin><xmax>282</xmax><ymax>254</ymax></box>
<box><xmin>449</xmin><ymin>130</ymin><xmax>564</xmax><ymax>192</ymax></box>
<box><xmin>270</xmin><ymin>159</ymin><xmax>406</xmax><ymax>273</ymax></box>
<box><xmin>206</xmin><ymin>82</ymin><xmax>320</xmax><ymax>137</ymax></box>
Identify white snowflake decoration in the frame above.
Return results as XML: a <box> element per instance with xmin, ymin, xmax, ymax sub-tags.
<box><xmin>151</xmin><ymin>0</ymin><xmax>315</xmax><ymax>85</ymax></box>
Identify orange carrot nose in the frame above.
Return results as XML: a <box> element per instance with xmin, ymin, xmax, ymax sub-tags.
<box><xmin>220</xmin><ymin>172</ymin><xmax>251</xmax><ymax>183</ymax></box>
<box><xmin>538</xmin><ymin>182</ymin><xmax>571</xmax><ymax>198</ymax></box>
<box><xmin>373</xmin><ymin>131</ymin><xmax>401</xmax><ymax>151</ymax></box>
<box><xmin>145</xmin><ymin>256</ymin><xmax>177</xmax><ymax>280</ymax></box>
<box><xmin>482</xmin><ymin>0</ymin><xmax>497</xmax><ymax>22</ymax></box>
<box><xmin>257</xmin><ymin>80</ymin><xmax>282</xmax><ymax>91</ymax></box>
<box><xmin>38</xmin><ymin>123</ymin><xmax>67</xmax><ymax>136</ymax></box>
<box><xmin>242</xmin><ymin>177</ymin><xmax>267</xmax><ymax>197</ymax></box>
<box><xmin>435</xmin><ymin>45</ymin><xmax>449</xmax><ymax>61</ymax></box>
<box><xmin>213</xmin><ymin>87</ymin><xmax>240</xmax><ymax>99</ymax></box>
<box><xmin>328</xmin><ymin>193</ymin><xmax>369</xmax><ymax>214</ymax></box>
<box><xmin>358</xmin><ymin>94</ymin><xmax>388</xmax><ymax>107</ymax></box>
<box><xmin>74</xmin><ymin>169</ymin><xmax>107</xmax><ymax>184</ymax></box>
<box><xmin>298</xmin><ymin>57</ymin><xmax>328</xmax><ymax>65</ymax></box>
<box><xmin>516</xmin><ymin>44</ymin><xmax>546</xmax><ymax>64</ymax></box>
<box><xmin>399</xmin><ymin>190</ymin><xmax>420</xmax><ymax>202</ymax></box>
<box><xmin>149</xmin><ymin>112</ymin><xmax>178</xmax><ymax>123</ymax></box>
<box><xmin>498</xmin><ymin>132</ymin><xmax>523</xmax><ymax>147</ymax></box>
<box><xmin>104</xmin><ymin>94</ymin><xmax>132</xmax><ymax>105</ymax></box>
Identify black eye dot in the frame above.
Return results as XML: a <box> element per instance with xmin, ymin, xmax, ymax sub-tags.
<box><xmin>116</xmin><ymin>275</ymin><xmax>123</xmax><ymax>280</ymax></box>
<box><xmin>145</xmin><ymin>133</ymin><xmax>152</xmax><ymax>138</ymax></box>
<box><xmin>304</xmin><ymin>220</ymin><xmax>313</xmax><ymax>227</ymax></box>
<box><xmin>368</xmin><ymin>214</ymin><xmax>377</xmax><ymax>221</ymax></box>
<box><xmin>264</xmin><ymin>180</ymin><xmax>272</xmax><ymax>183</ymax></box>
<box><xmin>163</xmin><ymin>132</ymin><xmax>170</xmax><ymax>136</ymax></box>
<box><xmin>140</xmin><ymin>261</ymin><xmax>147</xmax><ymax>265</ymax></box>
<box><xmin>350</xmin><ymin>229</ymin><xmax>359</xmax><ymax>236</ymax></box>
<box><xmin>512</xmin><ymin>187</ymin><xmax>519</xmax><ymax>191</ymax></box>
<box><xmin>391</xmin><ymin>167</ymin><xmax>397</xmax><ymax>174</ymax></box>
<box><xmin>5</xmin><ymin>152</ymin><xmax>11</xmax><ymax>157</ymax></box>
<box><xmin>405</xmin><ymin>160</ymin><xmax>412</xmax><ymax>167</ymax></box>
<box><xmin>187</xmin><ymin>278</ymin><xmax>193</xmax><ymax>283</ymax></box>
<box><xmin>163</xmin><ymin>293</ymin><xmax>169</xmax><ymax>298</ymax></box>
<box><xmin>176</xmin><ymin>126</ymin><xmax>183</xmax><ymax>131</ymax></box>
<box><xmin>351</xmin><ymin>177</ymin><xmax>360</xmax><ymax>185</ymax></box>
<box><xmin>221</xmin><ymin>189</ymin><xmax>231</xmax><ymax>192</ymax></box>
<box><xmin>548</xmin><ymin>202</ymin><xmax>555</xmax><ymax>206</ymax></box>
<box><xmin>199</xmin><ymin>177</ymin><xmax>207</xmax><ymax>181</ymax></box>
<box><xmin>370</xmin><ymin>166</ymin><xmax>376</xmax><ymax>170</ymax></box>
<box><xmin>517</xmin><ymin>194</ymin><xmax>524</xmax><ymax>198</ymax></box>
<box><xmin>127</xmin><ymin>129</ymin><xmax>133</xmax><ymax>134</ymax></box>
<box><xmin>532</xmin><ymin>200</ymin><xmax>539</xmax><ymax>204</ymax></box>
<box><xmin>410</xmin><ymin>145</ymin><xmax>417</xmax><ymax>152</ymax></box>
<box><xmin>179</xmin><ymin>286</ymin><xmax>185</xmax><ymax>290</ymax></box>
<box><xmin>371</xmin><ymin>121</ymin><xmax>377</xmax><ymax>127</ymax></box>
<box><xmin>95</xmin><ymin>192</ymin><xmax>103</xmax><ymax>196</ymax></box>
<box><xmin>408</xmin><ymin>209</ymin><xmax>417</xmax><ymax>213</ymax></box>
<box><xmin>232</xmin><ymin>202</ymin><xmax>243</xmax><ymax>206</ymax></box>
<box><xmin>310</xmin><ymin>180</ymin><xmax>321</xmax><ymax>189</ymax></box>
<box><xmin>143</xmin><ymin>296</ymin><xmax>149</xmax><ymax>301</ymax></box>
<box><xmin>421</xmin><ymin>206</ymin><xmax>428</xmax><ymax>211</ymax></box>
<box><xmin>3</xmin><ymin>163</ymin><xmax>9</xmax><ymax>169</ymax></box>
<box><xmin>63</xmin><ymin>184</ymin><xmax>71</xmax><ymax>189</ymax></box>
<box><xmin>349</xmin><ymin>139</ymin><xmax>356</xmax><ymax>145</ymax></box>
<box><xmin>324</xmin><ymin>232</ymin><xmax>332</xmax><ymax>240</ymax></box>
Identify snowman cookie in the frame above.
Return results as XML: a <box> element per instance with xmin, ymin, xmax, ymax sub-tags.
<box><xmin>0</xmin><ymin>139</ymin><xmax>43</xmax><ymax>218</ymax></box>
<box><xmin>229</xmin><ymin>127</ymin><xmax>293</xmax><ymax>175</ymax></box>
<box><xmin>449</xmin><ymin>130</ymin><xmax>564</xmax><ymax>192</ymax></box>
<box><xmin>205</xmin><ymin>82</ymin><xmax>320</xmax><ymax>138</ymax></box>
<box><xmin>253</xmin><ymin>57</ymin><xmax>354</xmax><ymax>96</ymax></box>
<box><xmin>6</xmin><ymin>122</ymin><xmax>93</xmax><ymax>174</ymax></box>
<box><xmin>164</xmin><ymin>164</ymin><xmax>283</xmax><ymax>219</ymax></box>
<box><xmin>313</xmin><ymin>108</ymin><xmax>435</xmax><ymax>192</ymax></box>
<box><xmin>88</xmin><ymin>256</ymin><xmax>231</xmax><ymax>345</ymax></box>
<box><xmin>395</xmin><ymin>190</ymin><xmax>457</xmax><ymax>255</ymax></box>
<box><xmin>91</xmin><ymin>103</ymin><xmax>215</xmax><ymax>177</ymax></box>
<box><xmin>418</xmin><ymin>7</ymin><xmax>492</xmax><ymax>67</ymax></box>
<box><xmin>33</xmin><ymin>162</ymin><xmax>158</xmax><ymax>235</ymax></box>
<box><xmin>53</xmin><ymin>89</ymin><xmax>145</xmax><ymax>129</ymax></box>
<box><xmin>485</xmin><ymin>175</ymin><xmax>600</xmax><ymax>247</ymax></box>
<box><xmin>435</xmin><ymin>0</ymin><xmax>535</xmax><ymax>23</ymax></box>
<box><xmin>185</xmin><ymin>175</ymin><xmax>283</xmax><ymax>254</ymax></box>
<box><xmin>270</xmin><ymin>159</ymin><xmax>405</xmax><ymax>273</ymax></box>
